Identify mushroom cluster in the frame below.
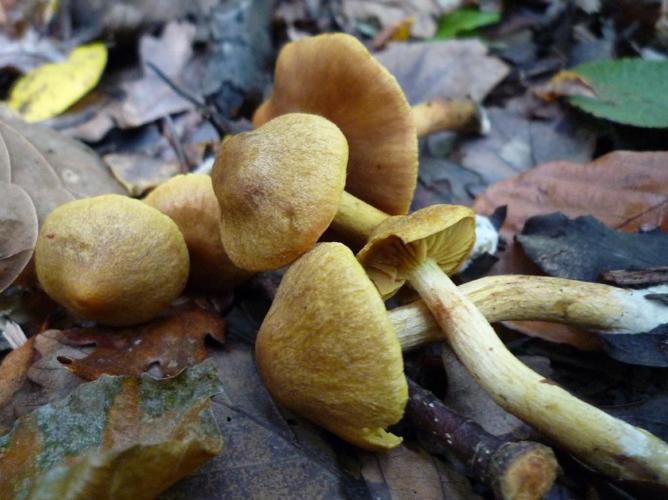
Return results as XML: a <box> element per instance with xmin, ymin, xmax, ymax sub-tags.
<box><xmin>25</xmin><ymin>31</ymin><xmax>668</xmax><ymax>499</ymax></box>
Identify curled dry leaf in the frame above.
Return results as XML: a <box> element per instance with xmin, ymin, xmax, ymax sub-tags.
<box><xmin>472</xmin><ymin>151</ymin><xmax>668</xmax><ymax>348</ymax></box>
<box><xmin>0</xmin><ymin>114</ymin><xmax>125</xmax><ymax>198</ymax></box>
<box><xmin>0</xmin><ymin>182</ymin><xmax>37</xmax><ymax>293</ymax></box>
<box><xmin>0</xmin><ymin>361</ymin><xmax>223</xmax><ymax>500</ymax></box>
<box><xmin>57</xmin><ymin>307</ymin><xmax>225</xmax><ymax>380</ymax></box>
<box><xmin>0</xmin><ymin>120</ymin><xmax>73</xmax><ymax>223</ymax></box>
<box><xmin>0</xmin><ymin>113</ymin><xmax>125</xmax><ymax>289</ymax></box>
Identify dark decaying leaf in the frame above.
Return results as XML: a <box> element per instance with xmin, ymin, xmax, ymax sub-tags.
<box><xmin>359</xmin><ymin>445</ymin><xmax>481</xmax><ymax>500</ymax></box>
<box><xmin>202</xmin><ymin>0</ymin><xmax>273</xmax><ymax>118</ymax></box>
<box><xmin>607</xmin><ymin>394</ymin><xmax>668</xmax><ymax>443</ymax></box>
<box><xmin>376</xmin><ymin>40</ymin><xmax>509</xmax><ymax>104</ymax></box>
<box><xmin>457</xmin><ymin>103</ymin><xmax>596</xmax><ymax>188</ymax></box>
<box><xmin>0</xmin><ymin>306</ymin><xmax>224</xmax><ymax>433</ymax></box>
<box><xmin>517</xmin><ymin>213</ymin><xmax>668</xmax><ymax>366</ymax></box>
<box><xmin>0</xmin><ymin>332</ymin><xmax>91</xmax><ymax>434</ymax></box>
<box><xmin>0</xmin><ymin>183</ymin><xmax>37</xmax><ymax>293</ymax></box>
<box><xmin>105</xmin><ymin>153</ymin><xmax>181</xmax><ymax>197</ymax></box>
<box><xmin>598</xmin><ymin>325</ymin><xmax>668</xmax><ymax>368</ymax></box>
<box><xmin>471</xmin><ymin>151</ymin><xmax>668</xmax><ymax>348</ymax></box>
<box><xmin>0</xmin><ymin>30</ymin><xmax>64</xmax><ymax>73</ymax></box>
<box><xmin>0</xmin><ymin>361</ymin><xmax>223</xmax><ymax>500</ymax></box>
<box><xmin>117</xmin><ymin>22</ymin><xmax>198</xmax><ymax>129</ymax></box>
<box><xmin>161</xmin><ymin>340</ymin><xmax>365</xmax><ymax>499</ymax></box>
<box><xmin>517</xmin><ymin>213</ymin><xmax>668</xmax><ymax>282</ymax></box>
<box><xmin>57</xmin><ymin>307</ymin><xmax>225</xmax><ymax>380</ymax></box>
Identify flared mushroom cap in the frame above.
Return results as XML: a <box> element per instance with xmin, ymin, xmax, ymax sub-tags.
<box><xmin>255</xmin><ymin>243</ymin><xmax>408</xmax><ymax>450</ymax></box>
<box><xmin>212</xmin><ymin>113</ymin><xmax>348</xmax><ymax>272</ymax></box>
<box><xmin>357</xmin><ymin>204</ymin><xmax>476</xmax><ymax>299</ymax></box>
<box><xmin>253</xmin><ymin>33</ymin><xmax>418</xmax><ymax>216</ymax></box>
<box><xmin>144</xmin><ymin>174</ymin><xmax>250</xmax><ymax>291</ymax></box>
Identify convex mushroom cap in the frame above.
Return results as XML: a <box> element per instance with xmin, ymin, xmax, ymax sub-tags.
<box><xmin>357</xmin><ymin>204</ymin><xmax>476</xmax><ymax>299</ymax></box>
<box><xmin>256</xmin><ymin>243</ymin><xmax>407</xmax><ymax>450</ymax></box>
<box><xmin>212</xmin><ymin>113</ymin><xmax>348</xmax><ymax>271</ymax></box>
<box><xmin>253</xmin><ymin>33</ymin><xmax>418</xmax><ymax>216</ymax></box>
<box><xmin>144</xmin><ymin>174</ymin><xmax>249</xmax><ymax>291</ymax></box>
<box><xmin>35</xmin><ymin>194</ymin><xmax>189</xmax><ymax>326</ymax></box>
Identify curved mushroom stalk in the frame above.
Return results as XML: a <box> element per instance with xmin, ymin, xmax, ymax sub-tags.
<box><xmin>411</xmin><ymin>98</ymin><xmax>490</xmax><ymax>137</ymax></box>
<box><xmin>358</xmin><ymin>205</ymin><xmax>668</xmax><ymax>486</ymax></box>
<box><xmin>390</xmin><ymin>276</ymin><xmax>668</xmax><ymax>350</ymax></box>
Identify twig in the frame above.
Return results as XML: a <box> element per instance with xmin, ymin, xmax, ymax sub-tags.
<box><xmin>162</xmin><ymin>115</ymin><xmax>190</xmax><ymax>173</ymax></box>
<box><xmin>406</xmin><ymin>378</ymin><xmax>558</xmax><ymax>500</ymax></box>
<box><xmin>146</xmin><ymin>61</ymin><xmax>230</xmax><ymax>137</ymax></box>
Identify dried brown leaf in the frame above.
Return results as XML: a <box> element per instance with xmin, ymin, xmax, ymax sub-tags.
<box><xmin>116</xmin><ymin>22</ymin><xmax>197</xmax><ymax>128</ymax></box>
<box><xmin>0</xmin><ymin>114</ymin><xmax>125</xmax><ymax>198</ymax></box>
<box><xmin>474</xmin><ymin>151</ymin><xmax>668</xmax><ymax>237</ymax></box>
<box><xmin>0</xmin><ymin>182</ymin><xmax>37</xmax><ymax>292</ymax></box>
<box><xmin>57</xmin><ymin>307</ymin><xmax>225</xmax><ymax>380</ymax></box>
<box><xmin>105</xmin><ymin>153</ymin><xmax>181</xmax><ymax>197</ymax></box>
<box><xmin>376</xmin><ymin>39</ymin><xmax>509</xmax><ymax>104</ymax></box>
<box><xmin>472</xmin><ymin>151</ymin><xmax>668</xmax><ymax>348</ymax></box>
<box><xmin>360</xmin><ymin>445</ymin><xmax>481</xmax><ymax>500</ymax></box>
<box><xmin>0</xmin><ymin>120</ymin><xmax>73</xmax><ymax>224</ymax></box>
<box><xmin>0</xmin><ymin>306</ymin><xmax>224</xmax><ymax>433</ymax></box>
<box><xmin>0</xmin><ymin>332</ymin><xmax>84</xmax><ymax>434</ymax></box>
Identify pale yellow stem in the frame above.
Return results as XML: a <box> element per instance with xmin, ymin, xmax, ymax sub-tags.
<box><xmin>390</xmin><ymin>275</ymin><xmax>668</xmax><ymax>350</ymax></box>
<box><xmin>407</xmin><ymin>259</ymin><xmax>668</xmax><ymax>484</ymax></box>
<box><xmin>412</xmin><ymin>98</ymin><xmax>487</xmax><ymax>137</ymax></box>
<box><xmin>331</xmin><ymin>190</ymin><xmax>389</xmax><ymax>247</ymax></box>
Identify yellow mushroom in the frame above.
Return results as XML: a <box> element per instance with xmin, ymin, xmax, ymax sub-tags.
<box><xmin>357</xmin><ymin>204</ymin><xmax>668</xmax><ymax>485</ymax></box>
<box><xmin>144</xmin><ymin>174</ymin><xmax>250</xmax><ymax>291</ymax></box>
<box><xmin>35</xmin><ymin>194</ymin><xmax>189</xmax><ymax>326</ymax></box>
<box><xmin>256</xmin><ymin>243</ymin><xmax>406</xmax><ymax>451</ymax></box>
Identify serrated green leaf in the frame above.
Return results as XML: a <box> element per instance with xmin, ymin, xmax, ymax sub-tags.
<box><xmin>0</xmin><ymin>361</ymin><xmax>223</xmax><ymax>500</ymax></box>
<box><xmin>434</xmin><ymin>8</ymin><xmax>500</xmax><ymax>40</ymax></box>
<box><xmin>568</xmin><ymin>59</ymin><xmax>668</xmax><ymax>128</ymax></box>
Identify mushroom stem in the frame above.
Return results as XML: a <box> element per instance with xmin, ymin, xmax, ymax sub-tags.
<box><xmin>333</xmin><ymin>191</ymin><xmax>389</xmax><ymax>246</ymax></box>
<box><xmin>411</xmin><ymin>98</ymin><xmax>489</xmax><ymax>137</ymax></box>
<box><xmin>406</xmin><ymin>378</ymin><xmax>558</xmax><ymax>500</ymax></box>
<box><xmin>390</xmin><ymin>276</ymin><xmax>668</xmax><ymax>350</ymax></box>
<box><xmin>407</xmin><ymin>258</ymin><xmax>668</xmax><ymax>484</ymax></box>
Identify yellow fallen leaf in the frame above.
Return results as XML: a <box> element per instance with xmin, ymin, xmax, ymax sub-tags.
<box><xmin>8</xmin><ymin>42</ymin><xmax>107</xmax><ymax>123</ymax></box>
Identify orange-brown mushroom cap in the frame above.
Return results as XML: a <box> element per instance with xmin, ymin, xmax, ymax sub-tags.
<box><xmin>357</xmin><ymin>204</ymin><xmax>476</xmax><ymax>299</ymax></box>
<box><xmin>253</xmin><ymin>33</ymin><xmax>418</xmax><ymax>216</ymax></box>
<box><xmin>144</xmin><ymin>174</ymin><xmax>250</xmax><ymax>291</ymax></box>
<box><xmin>255</xmin><ymin>242</ymin><xmax>408</xmax><ymax>451</ymax></box>
<box><xmin>212</xmin><ymin>113</ymin><xmax>348</xmax><ymax>272</ymax></box>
